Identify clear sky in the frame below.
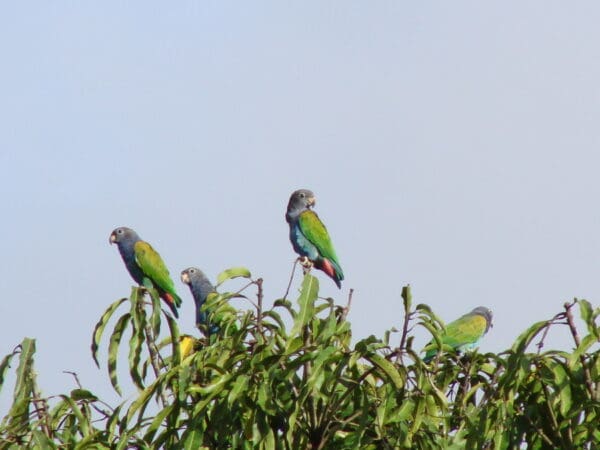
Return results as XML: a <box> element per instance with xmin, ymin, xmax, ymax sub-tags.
<box><xmin>2</xmin><ymin>3</ymin><xmax>600</xmax><ymax>412</ymax></box>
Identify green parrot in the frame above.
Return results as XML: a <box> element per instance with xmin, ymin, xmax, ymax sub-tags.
<box><xmin>423</xmin><ymin>306</ymin><xmax>493</xmax><ymax>362</ymax></box>
<box><xmin>285</xmin><ymin>189</ymin><xmax>344</xmax><ymax>288</ymax></box>
<box><xmin>109</xmin><ymin>226</ymin><xmax>182</xmax><ymax>317</ymax></box>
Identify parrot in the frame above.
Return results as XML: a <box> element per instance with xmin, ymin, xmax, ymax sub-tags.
<box><xmin>179</xmin><ymin>334</ymin><xmax>197</xmax><ymax>359</ymax></box>
<box><xmin>109</xmin><ymin>226</ymin><xmax>182</xmax><ymax>318</ymax></box>
<box><xmin>285</xmin><ymin>189</ymin><xmax>344</xmax><ymax>288</ymax></box>
<box><xmin>180</xmin><ymin>267</ymin><xmax>217</xmax><ymax>331</ymax></box>
<box><xmin>423</xmin><ymin>306</ymin><xmax>493</xmax><ymax>362</ymax></box>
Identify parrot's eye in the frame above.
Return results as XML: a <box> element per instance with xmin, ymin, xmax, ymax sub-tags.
<box><xmin>190</xmin><ymin>269</ymin><xmax>196</xmax><ymax>273</ymax></box>
<box><xmin>117</xmin><ymin>229</ymin><xmax>123</xmax><ymax>234</ymax></box>
<box><xmin>299</xmin><ymin>192</ymin><xmax>305</xmax><ymax>198</ymax></box>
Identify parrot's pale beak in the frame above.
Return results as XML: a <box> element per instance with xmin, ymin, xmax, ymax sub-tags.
<box><xmin>109</xmin><ymin>234</ymin><xmax>116</xmax><ymax>244</ymax></box>
<box><xmin>307</xmin><ymin>196</ymin><xmax>316</xmax><ymax>207</ymax></box>
<box><xmin>181</xmin><ymin>273</ymin><xmax>189</xmax><ymax>284</ymax></box>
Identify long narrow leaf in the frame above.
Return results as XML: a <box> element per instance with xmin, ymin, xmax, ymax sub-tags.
<box><xmin>91</xmin><ymin>297</ymin><xmax>128</xmax><ymax>367</ymax></box>
<box><xmin>5</xmin><ymin>338</ymin><xmax>36</xmax><ymax>435</ymax></box>
<box><xmin>108</xmin><ymin>313</ymin><xmax>131</xmax><ymax>395</ymax></box>
<box><xmin>290</xmin><ymin>274</ymin><xmax>318</xmax><ymax>338</ymax></box>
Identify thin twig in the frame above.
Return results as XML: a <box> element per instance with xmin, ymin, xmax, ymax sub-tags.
<box><xmin>63</xmin><ymin>371</ymin><xmax>113</xmax><ymax>418</ymax></box>
<box><xmin>283</xmin><ymin>258</ymin><xmax>299</xmax><ymax>300</ymax></box>
<box><xmin>539</xmin><ymin>375</ymin><xmax>566</xmax><ymax>447</ymax></box>
<box><xmin>256</xmin><ymin>278</ymin><xmax>264</xmax><ymax>335</ymax></box>
<box><xmin>233</xmin><ymin>280</ymin><xmax>255</xmax><ymax>296</ymax></box>
<box><xmin>63</xmin><ymin>370</ymin><xmax>83</xmax><ymax>388</ymax></box>
<box><xmin>140</xmin><ymin>291</ymin><xmax>169</xmax><ymax>407</ymax></box>
<box><xmin>340</xmin><ymin>288</ymin><xmax>354</xmax><ymax>322</ymax></box>
<box><xmin>564</xmin><ymin>301</ymin><xmax>595</xmax><ymax>399</ymax></box>
<box><xmin>31</xmin><ymin>372</ymin><xmax>52</xmax><ymax>438</ymax></box>
<box><xmin>397</xmin><ymin>314</ymin><xmax>412</xmax><ymax>362</ymax></box>
<box><xmin>143</xmin><ymin>320</ymin><xmax>168</xmax><ymax>406</ymax></box>
<box><xmin>396</xmin><ymin>291</ymin><xmax>413</xmax><ymax>363</ymax></box>
<box><xmin>536</xmin><ymin>320</ymin><xmax>555</xmax><ymax>355</ymax></box>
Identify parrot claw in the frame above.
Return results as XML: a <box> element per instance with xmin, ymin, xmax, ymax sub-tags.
<box><xmin>298</xmin><ymin>257</ymin><xmax>313</xmax><ymax>274</ymax></box>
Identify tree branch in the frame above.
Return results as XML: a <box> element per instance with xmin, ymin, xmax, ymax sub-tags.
<box><xmin>564</xmin><ymin>301</ymin><xmax>595</xmax><ymax>399</ymax></box>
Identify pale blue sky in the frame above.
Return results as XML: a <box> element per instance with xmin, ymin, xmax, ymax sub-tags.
<box><xmin>2</xmin><ymin>3</ymin><xmax>600</xmax><ymax>411</ymax></box>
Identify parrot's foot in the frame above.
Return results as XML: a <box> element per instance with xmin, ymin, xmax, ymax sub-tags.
<box><xmin>298</xmin><ymin>256</ymin><xmax>313</xmax><ymax>274</ymax></box>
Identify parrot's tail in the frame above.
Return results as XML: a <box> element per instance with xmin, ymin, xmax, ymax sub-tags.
<box><xmin>161</xmin><ymin>292</ymin><xmax>182</xmax><ymax>318</ymax></box>
<box><xmin>318</xmin><ymin>258</ymin><xmax>344</xmax><ymax>289</ymax></box>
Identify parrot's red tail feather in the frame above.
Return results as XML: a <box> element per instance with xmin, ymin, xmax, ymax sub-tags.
<box><xmin>318</xmin><ymin>259</ymin><xmax>342</xmax><ymax>288</ymax></box>
<box><xmin>319</xmin><ymin>259</ymin><xmax>336</xmax><ymax>278</ymax></box>
<box><xmin>160</xmin><ymin>293</ymin><xmax>180</xmax><ymax>318</ymax></box>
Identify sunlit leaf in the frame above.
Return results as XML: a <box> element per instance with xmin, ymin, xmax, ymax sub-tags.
<box><xmin>216</xmin><ymin>266</ymin><xmax>252</xmax><ymax>286</ymax></box>
<box><xmin>289</xmin><ymin>274</ymin><xmax>318</xmax><ymax>339</ymax></box>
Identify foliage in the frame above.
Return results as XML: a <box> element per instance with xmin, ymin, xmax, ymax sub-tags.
<box><xmin>0</xmin><ymin>267</ymin><xmax>599</xmax><ymax>449</ymax></box>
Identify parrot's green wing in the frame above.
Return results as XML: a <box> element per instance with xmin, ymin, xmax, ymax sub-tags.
<box><xmin>423</xmin><ymin>313</ymin><xmax>488</xmax><ymax>361</ymax></box>
<box><xmin>298</xmin><ymin>210</ymin><xmax>342</xmax><ymax>268</ymax></box>
<box><xmin>443</xmin><ymin>313</ymin><xmax>488</xmax><ymax>349</ymax></box>
<box><xmin>134</xmin><ymin>241</ymin><xmax>177</xmax><ymax>295</ymax></box>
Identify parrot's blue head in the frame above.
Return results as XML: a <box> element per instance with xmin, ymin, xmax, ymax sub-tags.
<box><xmin>109</xmin><ymin>226</ymin><xmax>140</xmax><ymax>246</ymax></box>
<box><xmin>181</xmin><ymin>267</ymin><xmax>215</xmax><ymax>302</ymax></box>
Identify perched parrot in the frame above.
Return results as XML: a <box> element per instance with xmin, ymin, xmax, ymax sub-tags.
<box><xmin>179</xmin><ymin>334</ymin><xmax>197</xmax><ymax>359</ymax></box>
<box><xmin>423</xmin><ymin>306</ymin><xmax>493</xmax><ymax>362</ymax></box>
<box><xmin>180</xmin><ymin>267</ymin><xmax>217</xmax><ymax>331</ymax></box>
<box><xmin>285</xmin><ymin>189</ymin><xmax>344</xmax><ymax>288</ymax></box>
<box><xmin>109</xmin><ymin>227</ymin><xmax>182</xmax><ymax>318</ymax></box>
<box><xmin>181</xmin><ymin>267</ymin><xmax>237</xmax><ymax>336</ymax></box>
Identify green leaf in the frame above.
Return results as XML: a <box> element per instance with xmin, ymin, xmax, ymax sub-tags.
<box><xmin>569</xmin><ymin>333</ymin><xmax>597</xmax><ymax>368</ymax></box>
<box><xmin>108</xmin><ymin>313</ymin><xmax>131</xmax><ymax>395</ymax></box>
<box><xmin>91</xmin><ymin>297</ymin><xmax>128</xmax><ymax>367</ymax></box>
<box><xmin>182</xmin><ymin>427</ymin><xmax>204</xmax><ymax>450</ymax></box>
<box><xmin>396</xmin><ymin>400</ymin><xmax>414</xmax><ymax>421</ymax></box>
<box><xmin>57</xmin><ymin>394</ymin><xmax>92</xmax><ymax>436</ymax></box>
<box><xmin>0</xmin><ymin>349</ymin><xmax>17</xmax><ymax>393</ymax></box>
<box><xmin>143</xmin><ymin>403</ymin><xmax>175</xmax><ymax>443</ymax></box>
<box><xmin>228</xmin><ymin>375</ymin><xmax>250</xmax><ymax>407</ymax></box>
<box><xmin>128</xmin><ymin>293</ymin><xmax>146</xmax><ymax>390</ymax></box>
<box><xmin>5</xmin><ymin>338</ymin><xmax>36</xmax><ymax>436</ymax></box>
<box><xmin>70</xmin><ymin>389</ymin><xmax>98</xmax><ymax>402</ymax></box>
<box><xmin>402</xmin><ymin>285</ymin><xmax>412</xmax><ymax>313</ymax></box>
<box><xmin>289</xmin><ymin>274</ymin><xmax>318</xmax><ymax>338</ymax></box>
<box><xmin>31</xmin><ymin>429</ymin><xmax>54</xmax><ymax>450</ymax></box>
<box><xmin>579</xmin><ymin>299</ymin><xmax>599</xmax><ymax>339</ymax></box>
<box><xmin>216</xmin><ymin>266</ymin><xmax>252</xmax><ymax>286</ymax></box>
<box><xmin>512</xmin><ymin>320</ymin><xmax>549</xmax><ymax>354</ymax></box>
<box><xmin>150</xmin><ymin>288</ymin><xmax>162</xmax><ymax>337</ymax></box>
<box><xmin>164</xmin><ymin>313</ymin><xmax>181</xmax><ymax>368</ymax></box>
<box><xmin>126</xmin><ymin>371</ymin><xmax>176</xmax><ymax>426</ymax></box>
<box><xmin>365</xmin><ymin>353</ymin><xmax>404</xmax><ymax>389</ymax></box>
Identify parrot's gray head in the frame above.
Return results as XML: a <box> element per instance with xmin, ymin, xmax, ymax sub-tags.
<box><xmin>181</xmin><ymin>267</ymin><xmax>215</xmax><ymax>303</ymax></box>
<box><xmin>109</xmin><ymin>227</ymin><xmax>140</xmax><ymax>246</ymax></box>
<box><xmin>181</xmin><ymin>267</ymin><xmax>211</xmax><ymax>286</ymax></box>
<box><xmin>472</xmin><ymin>306</ymin><xmax>493</xmax><ymax>332</ymax></box>
<box><xmin>286</xmin><ymin>189</ymin><xmax>316</xmax><ymax>217</ymax></box>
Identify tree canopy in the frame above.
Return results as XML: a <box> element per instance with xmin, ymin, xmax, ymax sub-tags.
<box><xmin>0</xmin><ymin>268</ymin><xmax>599</xmax><ymax>449</ymax></box>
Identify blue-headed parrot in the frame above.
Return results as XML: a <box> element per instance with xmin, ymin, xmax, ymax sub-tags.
<box><xmin>180</xmin><ymin>267</ymin><xmax>216</xmax><ymax>331</ymax></box>
<box><xmin>285</xmin><ymin>189</ymin><xmax>344</xmax><ymax>288</ymax></box>
<box><xmin>109</xmin><ymin>226</ymin><xmax>182</xmax><ymax>317</ymax></box>
<box><xmin>181</xmin><ymin>267</ymin><xmax>235</xmax><ymax>336</ymax></box>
